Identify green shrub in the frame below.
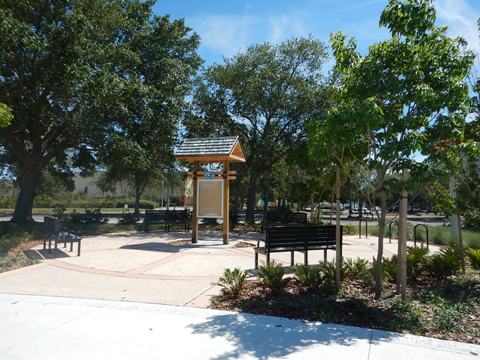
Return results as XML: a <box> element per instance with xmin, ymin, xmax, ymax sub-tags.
<box><xmin>371</xmin><ymin>256</ymin><xmax>397</xmax><ymax>283</ymax></box>
<box><xmin>258</xmin><ymin>262</ymin><xmax>286</xmax><ymax>293</ymax></box>
<box><xmin>466</xmin><ymin>248</ymin><xmax>480</xmax><ymax>270</ymax></box>
<box><xmin>293</xmin><ymin>264</ymin><xmax>323</xmax><ymax>291</ymax></box>
<box><xmin>218</xmin><ymin>268</ymin><xmax>247</xmax><ymax>297</ymax></box>
<box><xmin>406</xmin><ymin>246</ymin><xmax>429</xmax><ymax>279</ymax></box>
<box><xmin>389</xmin><ymin>298</ymin><xmax>426</xmax><ymax>334</ymax></box>
<box><xmin>434</xmin><ymin>303</ymin><xmax>470</xmax><ymax>331</ymax></box>
<box><xmin>344</xmin><ymin>258</ymin><xmax>372</xmax><ymax>283</ymax></box>
<box><xmin>427</xmin><ymin>247</ymin><xmax>461</xmax><ymax>278</ymax></box>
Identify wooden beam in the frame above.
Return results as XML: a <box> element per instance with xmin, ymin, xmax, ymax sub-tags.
<box><xmin>192</xmin><ymin>162</ymin><xmax>199</xmax><ymax>243</ymax></box>
<box><xmin>223</xmin><ymin>161</ymin><xmax>230</xmax><ymax>245</ymax></box>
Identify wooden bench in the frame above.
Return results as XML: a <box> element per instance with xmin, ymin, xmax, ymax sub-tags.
<box><xmin>261</xmin><ymin>211</ymin><xmax>307</xmax><ymax>232</ymax></box>
<box><xmin>144</xmin><ymin>209</ymin><xmax>191</xmax><ymax>232</ymax></box>
<box><xmin>43</xmin><ymin>216</ymin><xmax>82</xmax><ymax>256</ymax></box>
<box><xmin>254</xmin><ymin>224</ymin><xmax>342</xmax><ymax>269</ymax></box>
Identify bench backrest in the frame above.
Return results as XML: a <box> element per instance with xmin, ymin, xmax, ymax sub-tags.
<box><xmin>265</xmin><ymin>224</ymin><xmax>342</xmax><ymax>250</ymax></box>
<box><xmin>144</xmin><ymin>210</ymin><xmax>167</xmax><ymax>221</ymax></box>
<box><xmin>265</xmin><ymin>225</ymin><xmax>307</xmax><ymax>250</ymax></box>
<box><xmin>145</xmin><ymin>209</ymin><xmax>190</xmax><ymax>222</ymax></box>
<box><xmin>44</xmin><ymin>216</ymin><xmax>60</xmax><ymax>236</ymax></box>
<box><xmin>286</xmin><ymin>212</ymin><xmax>307</xmax><ymax>224</ymax></box>
<box><xmin>307</xmin><ymin>225</ymin><xmax>341</xmax><ymax>248</ymax></box>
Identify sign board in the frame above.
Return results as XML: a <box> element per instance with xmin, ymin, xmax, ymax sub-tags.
<box><xmin>197</xmin><ymin>178</ymin><xmax>224</xmax><ymax>218</ymax></box>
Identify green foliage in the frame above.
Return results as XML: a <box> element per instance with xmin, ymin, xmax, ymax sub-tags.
<box><xmin>258</xmin><ymin>262</ymin><xmax>286</xmax><ymax>293</ymax></box>
<box><xmin>406</xmin><ymin>246</ymin><xmax>429</xmax><ymax>279</ymax></box>
<box><xmin>188</xmin><ymin>37</ymin><xmax>329</xmax><ymax>220</ymax></box>
<box><xmin>344</xmin><ymin>258</ymin><xmax>372</xmax><ymax>283</ymax></box>
<box><xmin>0</xmin><ymin>252</ymin><xmax>38</xmax><ymax>273</ymax></box>
<box><xmin>0</xmin><ymin>1</ymin><xmax>201</xmax><ymax>222</ymax></box>
<box><xmin>69</xmin><ymin>209</ymin><xmax>108</xmax><ymax>224</ymax></box>
<box><xmin>218</xmin><ymin>268</ymin><xmax>247</xmax><ymax>297</ymax></box>
<box><xmin>429</xmin><ymin>183</ymin><xmax>456</xmax><ymax>217</ymax></box>
<box><xmin>389</xmin><ymin>298</ymin><xmax>426</xmax><ymax>334</ymax></box>
<box><xmin>293</xmin><ymin>264</ymin><xmax>323</xmax><ymax>291</ymax></box>
<box><xmin>466</xmin><ymin>248</ymin><xmax>480</xmax><ymax>269</ymax></box>
<box><xmin>427</xmin><ymin>247</ymin><xmax>461</xmax><ymax>278</ymax></box>
<box><xmin>318</xmin><ymin>260</ymin><xmax>343</xmax><ymax>293</ymax></box>
<box><xmin>371</xmin><ymin>256</ymin><xmax>397</xmax><ymax>283</ymax></box>
<box><xmin>0</xmin><ymin>103</ymin><xmax>12</xmax><ymax>128</ymax></box>
<box><xmin>434</xmin><ymin>302</ymin><xmax>471</xmax><ymax>331</ymax></box>
<box><xmin>0</xmin><ymin>222</ymin><xmax>45</xmax><ymax>254</ymax></box>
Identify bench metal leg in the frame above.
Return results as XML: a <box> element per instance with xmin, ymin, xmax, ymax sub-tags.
<box><xmin>324</xmin><ymin>249</ymin><xmax>327</xmax><ymax>263</ymax></box>
<box><xmin>255</xmin><ymin>252</ymin><xmax>259</xmax><ymax>269</ymax></box>
<box><xmin>266</xmin><ymin>252</ymin><xmax>270</xmax><ymax>265</ymax></box>
<box><xmin>304</xmin><ymin>250</ymin><xmax>308</xmax><ymax>266</ymax></box>
<box><xmin>290</xmin><ymin>251</ymin><xmax>294</xmax><ymax>266</ymax></box>
<box><xmin>77</xmin><ymin>241</ymin><xmax>81</xmax><ymax>256</ymax></box>
<box><xmin>70</xmin><ymin>241</ymin><xmax>73</xmax><ymax>252</ymax></box>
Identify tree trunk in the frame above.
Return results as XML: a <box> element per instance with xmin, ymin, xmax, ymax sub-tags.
<box><xmin>397</xmin><ymin>169</ymin><xmax>408</xmax><ymax>299</ymax></box>
<box><xmin>335</xmin><ymin>166</ymin><xmax>342</xmax><ymax>287</ymax></box>
<box><xmin>374</xmin><ymin>189</ymin><xmax>387</xmax><ymax>299</ymax></box>
<box><xmin>134</xmin><ymin>187</ymin><xmax>141</xmax><ymax>215</ymax></box>
<box><xmin>457</xmin><ymin>213</ymin><xmax>466</xmax><ymax>273</ymax></box>
<box><xmin>246</xmin><ymin>173</ymin><xmax>257</xmax><ymax>223</ymax></box>
<box><xmin>11</xmin><ymin>164</ymin><xmax>42</xmax><ymax>223</ymax></box>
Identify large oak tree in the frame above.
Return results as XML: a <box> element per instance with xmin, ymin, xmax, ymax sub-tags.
<box><xmin>186</xmin><ymin>37</ymin><xmax>330</xmax><ymax>221</ymax></box>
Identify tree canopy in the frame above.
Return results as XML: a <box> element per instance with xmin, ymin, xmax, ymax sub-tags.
<box><xmin>186</xmin><ymin>37</ymin><xmax>330</xmax><ymax>221</ymax></box>
<box><xmin>0</xmin><ymin>0</ymin><xmax>200</xmax><ymax>222</ymax></box>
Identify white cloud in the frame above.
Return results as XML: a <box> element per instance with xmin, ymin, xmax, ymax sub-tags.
<box><xmin>436</xmin><ymin>0</ymin><xmax>480</xmax><ymax>55</ymax></box>
<box><xmin>192</xmin><ymin>14</ymin><xmax>310</xmax><ymax>59</ymax></box>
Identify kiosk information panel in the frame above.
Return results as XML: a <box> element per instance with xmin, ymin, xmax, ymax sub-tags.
<box><xmin>197</xmin><ymin>179</ymin><xmax>224</xmax><ymax>218</ymax></box>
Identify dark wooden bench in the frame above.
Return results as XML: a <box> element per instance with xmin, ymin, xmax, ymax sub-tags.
<box><xmin>261</xmin><ymin>211</ymin><xmax>307</xmax><ymax>232</ymax></box>
<box><xmin>144</xmin><ymin>209</ymin><xmax>191</xmax><ymax>232</ymax></box>
<box><xmin>43</xmin><ymin>216</ymin><xmax>82</xmax><ymax>256</ymax></box>
<box><xmin>254</xmin><ymin>224</ymin><xmax>342</xmax><ymax>269</ymax></box>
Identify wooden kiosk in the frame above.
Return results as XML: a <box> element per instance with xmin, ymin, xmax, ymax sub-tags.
<box><xmin>174</xmin><ymin>136</ymin><xmax>245</xmax><ymax>244</ymax></box>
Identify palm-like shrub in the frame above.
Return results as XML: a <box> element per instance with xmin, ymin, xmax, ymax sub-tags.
<box><xmin>406</xmin><ymin>246</ymin><xmax>429</xmax><ymax>279</ymax></box>
<box><xmin>427</xmin><ymin>247</ymin><xmax>461</xmax><ymax>278</ymax></box>
<box><xmin>466</xmin><ymin>248</ymin><xmax>480</xmax><ymax>270</ymax></box>
<box><xmin>218</xmin><ymin>268</ymin><xmax>247</xmax><ymax>297</ymax></box>
<box><xmin>258</xmin><ymin>262</ymin><xmax>286</xmax><ymax>293</ymax></box>
<box><xmin>293</xmin><ymin>264</ymin><xmax>323</xmax><ymax>291</ymax></box>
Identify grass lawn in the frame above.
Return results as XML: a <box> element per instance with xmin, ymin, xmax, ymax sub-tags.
<box><xmin>343</xmin><ymin>223</ymin><xmax>480</xmax><ymax>249</ymax></box>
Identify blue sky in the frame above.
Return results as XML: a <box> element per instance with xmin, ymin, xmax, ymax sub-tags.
<box><xmin>154</xmin><ymin>0</ymin><xmax>480</xmax><ymax>69</ymax></box>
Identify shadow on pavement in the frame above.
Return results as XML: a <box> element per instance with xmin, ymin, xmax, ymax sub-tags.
<box><xmin>189</xmin><ymin>312</ymin><xmax>399</xmax><ymax>360</ymax></box>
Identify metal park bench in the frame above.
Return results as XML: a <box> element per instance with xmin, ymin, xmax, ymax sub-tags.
<box><xmin>43</xmin><ymin>216</ymin><xmax>82</xmax><ymax>256</ymax></box>
<box><xmin>144</xmin><ymin>209</ymin><xmax>191</xmax><ymax>232</ymax></box>
<box><xmin>261</xmin><ymin>211</ymin><xmax>307</xmax><ymax>232</ymax></box>
<box><xmin>254</xmin><ymin>224</ymin><xmax>342</xmax><ymax>269</ymax></box>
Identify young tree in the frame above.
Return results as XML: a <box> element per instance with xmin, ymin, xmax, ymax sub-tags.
<box><xmin>329</xmin><ymin>0</ymin><xmax>473</xmax><ymax>298</ymax></box>
<box><xmin>186</xmin><ymin>37</ymin><xmax>330</xmax><ymax>222</ymax></box>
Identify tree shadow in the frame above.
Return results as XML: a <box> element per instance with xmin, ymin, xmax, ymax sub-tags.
<box><xmin>188</xmin><ymin>312</ymin><xmax>399</xmax><ymax>360</ymax></box>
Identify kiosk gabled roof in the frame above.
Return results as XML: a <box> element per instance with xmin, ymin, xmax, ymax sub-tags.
<box><xmin>174</xmin><ymin>136</ymin><xmax>246</xmax><ymax>163</ymax></box>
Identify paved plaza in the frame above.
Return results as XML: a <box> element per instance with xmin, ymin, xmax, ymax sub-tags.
<box><xmin>0</xmin><ymin>230</ymin><xmax>438</xmax><ymax>306</ymax></box>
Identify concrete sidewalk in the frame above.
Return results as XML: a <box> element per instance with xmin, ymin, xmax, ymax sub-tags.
<box><xmin>0</xmin><ymin>294</ymin><xmax>478</xmax><ymax>360</ymax></box>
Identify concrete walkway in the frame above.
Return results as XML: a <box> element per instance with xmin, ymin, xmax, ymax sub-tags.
<box><xmin>0</xmin><ymin>230</ymin><xmax>438</xmax><ymax>307</ymax></box>
<box><xmin>0</xmin><ymin>294</ymin><xmax>478</xmax><ymax>360</ymax></box>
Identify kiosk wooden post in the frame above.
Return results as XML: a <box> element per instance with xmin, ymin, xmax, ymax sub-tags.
<box><xmin>223</xmin><ymin>161</ymin><xmax>230</xmax><ymax>244</ymax></box>
<box><xmin>174</xmin><ymin>136</ymin><xmax>245</xmax><ymax>244</ymax></box>
<box><xmin>192</xmin><ymin>162</ymin><xmax>199</xmax><ymax>243</ymax></box>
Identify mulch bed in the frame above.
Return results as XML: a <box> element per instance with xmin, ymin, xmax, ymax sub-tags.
<box><xmin>233</xmin><ymin>241</ymin><xmax>256</xmax><ymax>248</ymax></box>
<box><xmin>211</xmin><ymin>274</ymin><xmax>480</xmax><ymax>344</ymax></box>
